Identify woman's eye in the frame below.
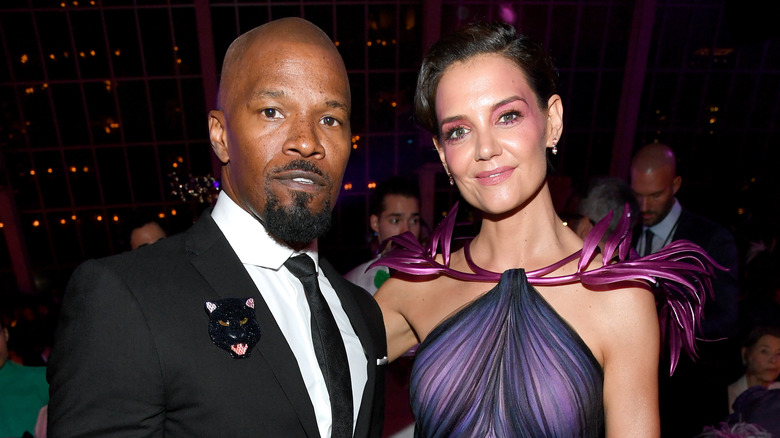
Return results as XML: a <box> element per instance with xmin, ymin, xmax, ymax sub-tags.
<box><xmin>445</xmin><ymin>126</ymin><xmax>468</xmax><ymax>140</ymax></box>
<box><xmin>218</xmin><ymin>320</ymin><xmax>229</xmax><ymax>327</ymax></box>
<box><xmin>498</xmin><ymin>111</ymin><xmax>520</xmax><ymax>123</ymax></box>
<box><xmin>239</xmin><ymin>317</ymin><xmax>249</xmax><ymax>325</ymax></box>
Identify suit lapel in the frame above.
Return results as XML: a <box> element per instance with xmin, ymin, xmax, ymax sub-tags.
<box><xmin>186</xmin><ymin>212</ymin><xmax>321</xmax><ymax>437</ymax></box>
<box><xmin>321</xmin><ymin>259</ymin><xmax>377</xmax><ymax>437</ymax></box>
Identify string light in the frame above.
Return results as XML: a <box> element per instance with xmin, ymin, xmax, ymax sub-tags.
<box><xmin>367</xmin><ymin>181</ymin><xmax>377</xmax><ymax>189</ymax></box>
<box><xmin>343</xmin><ymin>183</ymin><xmax>353</xmax><ymax>190</ymax></box>
<box><xmin>33</xmin><ymin>220</ymin><xmax>40</xmax><ymax>227</ymax></box>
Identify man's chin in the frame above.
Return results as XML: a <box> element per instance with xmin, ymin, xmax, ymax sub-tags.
<box><xmin>263</xmin><ymin>191</ymin><xmax>332</xmax><ymax>246</ymax></box>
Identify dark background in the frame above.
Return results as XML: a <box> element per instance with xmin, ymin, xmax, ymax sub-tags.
<box><xmin>1</xmin><ymin>0</ymin><xmax>778</xmax><ymax>306</ymax></box>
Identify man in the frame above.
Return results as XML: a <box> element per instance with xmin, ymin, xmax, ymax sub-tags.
<box><xmin>630</xmin><ymin>142</ymin><xmax>739</xmax><ymax>437</ymax></box>
<box><xmin>345</xmin><ymin>176</ymin><xmax>422</xmax><ymax>295</ymax></box>
<box><xmin>129</xmin><ymin>217</ymin><xmax>167</xmax><ymax>250</ymax></box>
<box><xmin>48</xmin><ymin>18</ymin><xmax>386</xmax><ymax>437</ymax></box>
<box><xmin>0</xmin><ymin>317</ymin><xmax>49</xmax><ymax>438</ymax></box>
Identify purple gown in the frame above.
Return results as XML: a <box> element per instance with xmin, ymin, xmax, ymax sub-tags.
<box><xmin>374</xmin><ymin>203</ymin><xmax>721</xmax><ymax>438</ymax></box>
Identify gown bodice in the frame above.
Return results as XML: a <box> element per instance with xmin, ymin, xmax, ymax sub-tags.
<box><xmin>410</xmin><ymin>269</ymin><xmax>604</xmax><ymax>438</ymax></box>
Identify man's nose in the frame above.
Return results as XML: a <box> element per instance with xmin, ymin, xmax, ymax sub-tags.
<box><xmin>284</xmin><ymin>117</ymin><xmax>324</xmax><ymax>158</ymax></box>
<box><xmin>637</xmin><ymin>196</ymin><xmax>648</xmax><ymax>211</ymax></box>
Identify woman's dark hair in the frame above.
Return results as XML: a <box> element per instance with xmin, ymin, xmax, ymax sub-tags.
<box><xmin>743</xmin><ymin>325</ymin><xmax>780</xmax><ymax>351</ymax></box>
<box><xmin>415</xmin><ymin>21</ymin><xmax>559</xmax><ymax>137</ymax></box>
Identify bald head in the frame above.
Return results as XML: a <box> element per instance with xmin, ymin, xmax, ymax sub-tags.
<box><xmin>217</xmin><ymin>18</ymin><xmax>347</xmax><ymax>110</ymax></box>
<box><xmin>630</xmin><ymin>143</ymin><xmax>677</xmax><ymax>176</ymax></box>
<box><xmin>630</xmin><ymin>143</ymin><xmax>682</xmax><ymax>227</ymax></box>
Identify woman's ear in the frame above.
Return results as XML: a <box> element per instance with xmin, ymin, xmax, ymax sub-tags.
<box><xmin>741</xmin><ymin>347</ymin><xmax>748</xmax><ymax>366</ymax></box>
<box><xmin>546</xmin><ymin>94</ymin><xmax>563</xmax><ymax>146</ymax></box>
<box><xmin>433</xmin><ymin>136</ymin><xmax>452</xmax><ymax>179</ymax></box>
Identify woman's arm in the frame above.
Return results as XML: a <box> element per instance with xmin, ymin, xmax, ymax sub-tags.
<box><xmin>600</xmin><ymin>286</ymin><xmax>661</xmax><ymax>437</ymax></box>
<box><xmin>374</xmin><ymin>277</ymin><xmax>420</xmax><ymax>362</ymax></box>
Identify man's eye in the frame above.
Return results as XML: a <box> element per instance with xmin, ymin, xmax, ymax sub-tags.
<box><xmin>389</xmin><ymin>218</ymin><xmax>400</xmax><ymax>225</ymax></box>
<box><xmin>321</xmin><ymin>116</ymin><xmax>340</xmax><ymax>127</ymax></box>
<box><xmin>261</xmin><ymin>108</ymin><xmax>280</xmax><ymax>119</ymax></box>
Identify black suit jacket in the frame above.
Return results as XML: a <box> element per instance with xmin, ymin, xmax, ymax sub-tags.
<box><xmin>672</xmin><ymin>208</ymin><xmax>739</xmax><ymax>340</ymax></box>
<box><xmin>47</xmin><ymin>210</ymin><xmax>387</xmax><ymax>437</ymax></box>
<box><xmin>655</xmin><ymin>208</ymin><xmax>740</xmax><ymax>437</ymax></box>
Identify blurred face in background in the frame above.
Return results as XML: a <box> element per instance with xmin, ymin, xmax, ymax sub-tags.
<box><xmin>743</xmin><ymin>334</ymin><xmax>780</xmax><ymax>387</ymax></box>
<box><xmin>630</xmin><ymin>165</ymin><xmax>680</xmax><ymax>227</ymax></box>
<box><xmin>371</xmin><ymin>194</ymin><xmax>421</xmax><ymax>244</ymax></box>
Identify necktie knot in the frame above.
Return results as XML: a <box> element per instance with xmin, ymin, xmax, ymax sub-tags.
<box><xmin>285</xmin><ymin>254</ymin><xmax>317</xmax><ymax>279</ymax></box>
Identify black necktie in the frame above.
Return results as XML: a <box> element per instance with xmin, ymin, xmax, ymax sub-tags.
<box><xmin>642</xmin><ymin>229</ymin><xmax>654</xmax><ymax>257</ymax></box>
<box><xmin>284</xmin><ymin>254</ymin><xmax>353</xmax><ymax>438</ymax></box>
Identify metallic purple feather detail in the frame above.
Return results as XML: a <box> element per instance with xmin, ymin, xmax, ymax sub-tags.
<box><xmin>372</xmin><ymin>202</ymin><xmax>723</xmax><ymax>375</ymax></box>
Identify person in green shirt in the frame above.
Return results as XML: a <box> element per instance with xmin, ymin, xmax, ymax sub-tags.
<box><xmin>0</xmin><ymin>317</ymin><xmax>49</xmax><ymax>438</ymax></box>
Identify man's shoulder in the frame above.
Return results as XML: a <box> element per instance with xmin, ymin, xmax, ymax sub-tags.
<box><xmin>676</xmin><ymin>208</ymin><xmax>733</xmax><ymax>241</ymax></box>
<box><xmin>345</xmin><ymin>259</ymin><xmax>377</xmax><ymax>282</ymax></box>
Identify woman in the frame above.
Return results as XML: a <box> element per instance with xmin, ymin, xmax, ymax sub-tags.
<box><xmin>727</xmin><ymin>326</ymin><xmax>780</xmax><ymax>413</ymax></box>
<box><xmin>374</xmin><ymin>21</ymin><xmax>715</xmax><ymax>437</ymax></box>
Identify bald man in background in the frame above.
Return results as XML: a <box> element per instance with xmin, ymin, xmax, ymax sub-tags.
<box><xmin>48</xmin><ymin>18</ymin><xmax>386</xmax><ymax>437</ymax></box>
<box><xmin>631</xmin><ymin>143</ymin><xmax>739</xmax><ymax>437</ymax></box>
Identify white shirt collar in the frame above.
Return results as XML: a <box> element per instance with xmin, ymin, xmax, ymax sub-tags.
<box><xmin>210</xmin><ymin>191</ymin><xmax>319</xmax><ymax>270</ymax></box>
<box><xmin>646</xmin><ymin>198</ymin><xmax>682</xmax><ymax>242</ymax></box>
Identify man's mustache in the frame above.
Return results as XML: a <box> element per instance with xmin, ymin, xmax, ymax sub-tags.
<box><xmin>271</xmin><ymin>160</ymin><xmax>330</xmax><ymax>183</ymax></box>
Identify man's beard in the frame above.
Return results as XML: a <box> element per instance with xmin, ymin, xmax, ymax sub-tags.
<box><xmin>262</xmin><ymin>161</ymin><xmax>333</xmax><ymax>246</ymax></box>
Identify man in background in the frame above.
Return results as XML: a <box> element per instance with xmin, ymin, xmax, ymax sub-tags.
<box><xmin>345</xmin><ymin>176</ymin><xmax>422</xmax><ymax>295</ymax></box>
<box><xmin>630</xmin><ymin>142</ymin><xmax>739</xmax><ymax>437</ymax></box>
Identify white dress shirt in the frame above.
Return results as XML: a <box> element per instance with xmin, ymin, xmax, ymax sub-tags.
<box><xmin>639</xmin><ymin>198</ymin><xmax>682</xmax><ymax>255</ymax></box>
<box><xmin>211</xmin><ymin>192</ymin><xmax>367</xmax><ymax>437</ymax></box>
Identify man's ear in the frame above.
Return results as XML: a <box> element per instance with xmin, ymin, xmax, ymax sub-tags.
<box><xmin>672</xmin><ymin>175</ymin><xmax>682</xmax><ymax>195</ymax></box>
<box><xmin>209</xmin><ymin>110</ymin><xmax>230</xmax><ymax>164</ymax></box>
<box><xmin>370</xmin><ymin>214</ymin><xmax>380</xmax><ymax>233</ymax></box>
